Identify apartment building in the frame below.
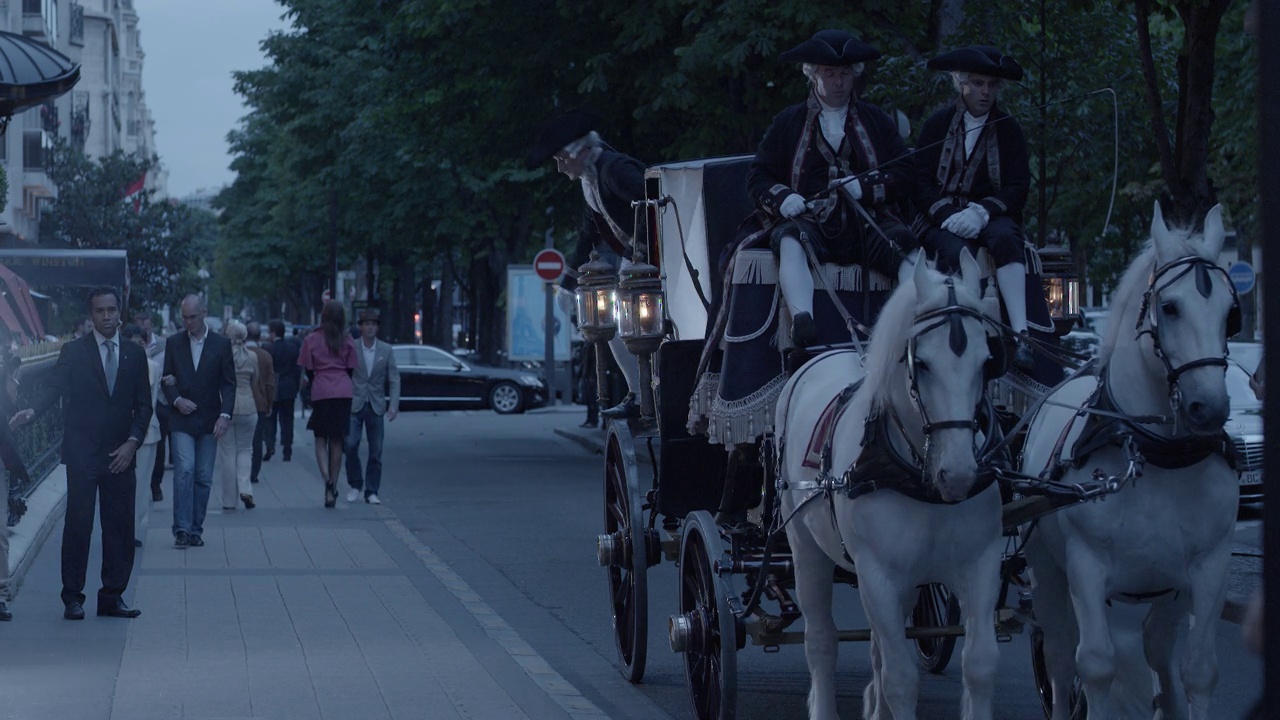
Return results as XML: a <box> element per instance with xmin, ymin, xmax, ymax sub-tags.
<box><xmin>0</xmin><ymin>0</ymin><xmax>165</xmax><ymax>246</ymax></box>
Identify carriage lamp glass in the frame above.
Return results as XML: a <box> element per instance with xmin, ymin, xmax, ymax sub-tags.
<box><xmin>575</xmin><ymin>251</ymin><xmax>619</xmax><ymax>343</ymax></box>
<box><xmin>1038</xmin><ymin>244</ymin><xmax>1081</xmax><ymax>334</ymax></box>
<box><xmin>617</xmin><ymin>261</ymin><xmax>665</xmax><ymax>355</ymax></box>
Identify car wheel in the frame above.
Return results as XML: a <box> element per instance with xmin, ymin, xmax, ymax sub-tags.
<box><xmin>489</xmin><ymin>382</ymin><xmax>523</xmax><ymax>414</ymax></box>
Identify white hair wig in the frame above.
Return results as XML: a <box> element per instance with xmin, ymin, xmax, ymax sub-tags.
<box><xmin>561</xmin><ymin>130</ymin><xmax>602</xmax><ymax>157</ymax></box>
<box><xmin>951</xmin><ymin>70</ymin><xmax>1001</xmax><ymax>92</ymax></box>
<box><xmin>802</xmin><ymin>62</ymin><xmax>866</xmax><ymax>85</ymax></box>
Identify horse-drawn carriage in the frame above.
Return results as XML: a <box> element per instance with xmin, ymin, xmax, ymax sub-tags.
<box><xmin>584</xmin><ymin>155</ymin><xmax>1240</xmax><ymax>720</ymax></box>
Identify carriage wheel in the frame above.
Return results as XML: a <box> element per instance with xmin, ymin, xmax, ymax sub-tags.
<box><xmin>1030</xmin><ymin>627</ymin><xmax>1087</xmax><ymax>719</ymax></box>
<box><xmin>676</xmin><ymin>510</ymin><xmax>738</xmax><ymax>720</ymax></box>
<box><xmin>911</xmin><ymin>583</ymin><xmax>961</xmax><ymax>673</ymax></box>
<box><xmin>601</xmin><ymin>427</ymin><xmax>649</xmax><ymax>683</ymax></box>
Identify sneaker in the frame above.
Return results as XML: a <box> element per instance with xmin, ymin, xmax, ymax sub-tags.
<box><xmin>366</xmin><ymin>494</ymin><xmax>381</xmax><ymax>505</ymax></box>
<box><xmin>346</xmin><ymin>488</ymin><xmax>360</xmax><ymax>503</ymax></box>
<box><xmin>0</xmin><ymin>600</ymin><xmax>12</xmax><ymax>621</ymax></box>
<box><xmin>174</xmin><ymin>531</ymin><xmax>189</xmax><ymax>549</ymax></box>
<box><xmin>188</xmin><ymin>535</ymin><xmax>205</xmax><ymax>547</ymax></box>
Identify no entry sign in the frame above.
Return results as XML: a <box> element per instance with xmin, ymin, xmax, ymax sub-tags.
<box><xmin>534</xmin><ymin>248</ymin><xmax>566</xmax><ymax>282</ymax></box>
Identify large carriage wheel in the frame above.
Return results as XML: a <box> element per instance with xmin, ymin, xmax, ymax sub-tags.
<box><xmin>675</xmin><ymin>510</ymin><xmax>738</xmax><ymax>720</ymax></box>
<box><xmin>600</xmin><ymin>425</ymin><xmax>649</xmax><ymax>682</ymax></box>
<box><xmin>911</xmin><ymin>583</ymin><xmax>961</xmax><ymax>673</ymax></box>
<box><xmin>1030</xmin><ymin>627</ymin><xmax>1087</xmax><ymax>719</ymax></box>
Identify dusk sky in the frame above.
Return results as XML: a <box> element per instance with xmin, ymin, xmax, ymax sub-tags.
<box><xmin>133</xmin><ymin>0</ymin><xmax>288</xmax><ymax>198</ymax></box>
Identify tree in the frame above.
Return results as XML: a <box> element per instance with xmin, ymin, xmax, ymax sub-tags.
<box><xmin>39</xmin><ymin>140</ymin><xmax>204</xmax><ymax>311</ymax></box>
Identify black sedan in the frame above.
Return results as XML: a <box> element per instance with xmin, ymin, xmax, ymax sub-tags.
<box><xmin>391</xmin><ymin>345</ymin><xmax>547</xmax><ymax>414</ymax></box>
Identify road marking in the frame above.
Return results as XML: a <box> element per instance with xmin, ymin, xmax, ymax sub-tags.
<box><xmin>376</xmin><ymin>506</ymin><xmax>610</xmax><ymax>719</ymax></box>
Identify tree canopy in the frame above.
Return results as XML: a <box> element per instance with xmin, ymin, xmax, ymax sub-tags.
<box><xmin>218</xmin><ymin>0</ymin><xmax>1259</xmax><ymax>354</ymax></box>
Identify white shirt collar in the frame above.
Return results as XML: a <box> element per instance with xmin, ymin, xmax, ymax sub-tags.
<box><xmin>92</xmin><ymin>328</ymin><xmax>117</xmax><ymax>347</ymax></box>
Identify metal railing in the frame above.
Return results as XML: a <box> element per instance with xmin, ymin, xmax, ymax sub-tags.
<box><xmin>6</xmin><ymin>352</ymin><xmax>63</xmax><ymax>527</ymax></box>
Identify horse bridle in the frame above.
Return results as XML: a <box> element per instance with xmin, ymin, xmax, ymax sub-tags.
<box><xmin>1133</xmin><ymin>256</ymin><xmax>1240</xmax><ymax>411</ymax></box>
<box><xmin>903</xmin><ymin>278</ymin><xmax>1002</xmax><ymax>449</ymax></box>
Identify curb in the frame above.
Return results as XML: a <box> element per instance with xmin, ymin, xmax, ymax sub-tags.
<box><xmin>7</xmin><ymin>467</ymin><xmax>67</xmax><ymax>598</ymax></box>
<box><xmin>553</xmin><ymin>427</ymin><xmax>604</xmax><ymax>455</ymax></box>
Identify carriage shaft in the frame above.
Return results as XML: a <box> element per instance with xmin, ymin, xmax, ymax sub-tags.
<box><xmin>746</xmin><ymin>624</ymin><xmax>966</xmax><ymax>646</ymax></box>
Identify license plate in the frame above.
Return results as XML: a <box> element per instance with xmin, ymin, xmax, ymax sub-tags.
<box><xmin>1241</xmin><ymin>470</ymin><xmax>1263</xmax><ymax>485</ymax></box>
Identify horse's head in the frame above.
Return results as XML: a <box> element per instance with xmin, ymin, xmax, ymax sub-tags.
<box><xmin>904</xmin><ymin>250</ymin><xmax>997</xmax><ymax>502</ymax></box>
<box><xmin>1143</xmin><ymin>201</ymin><xmax>1237</xmax><ymax>433</ymax></box>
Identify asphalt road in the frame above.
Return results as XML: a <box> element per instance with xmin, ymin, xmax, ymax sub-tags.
<box><xmin>376</xmin><ymin>407</ymin><xmax>1265</xmax><ymax>720</ymax></box>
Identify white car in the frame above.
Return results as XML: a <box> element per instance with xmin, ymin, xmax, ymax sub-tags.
<box><xmin>1225</xmin><ymin>359</ymin><xmax>1263</xmax><ymax>502</ymax></box>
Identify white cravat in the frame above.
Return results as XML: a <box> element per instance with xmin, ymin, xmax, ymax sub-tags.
<box><xmin>818</xmin><ymin>100</ymin><xmax>847</xmax><ymax>150</ymax></box>
<box><xmin>963</xmin><ymin>110</ymin><xmax>989</xmax><ymax>159</ymax></box>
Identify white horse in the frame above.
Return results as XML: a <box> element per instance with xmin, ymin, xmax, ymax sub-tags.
<box><xmin>776</xmin><ymin>251</ymin><xmax>1004</xmax><ymax>720</ymax></box>
<box><xmin>1021</xmin><ymin>202</ymin><xmax>1239</xmax><ymax>720</ymax></box>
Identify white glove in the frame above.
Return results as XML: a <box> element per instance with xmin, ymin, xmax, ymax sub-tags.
<box><xmin>555</xmin><ymin>285</ymin><xmax>577</xmax><ymax>318</ymax></box>
<box><xmin>830</xmin><ymin>177</ymin><xmax>862</xmax><ymax>202</ymax></box>
<box><xmin>943</xmin><ymin>206</ymin><xmax>985</xmax><ymax>239</ymax></box>
<box><xmin>779</xmin><ymin>193</ymin><xmax>807</xmax><ymax>219</ymax></box>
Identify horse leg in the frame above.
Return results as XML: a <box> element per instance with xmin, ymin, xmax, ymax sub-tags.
<box><xmin>1027</xmin><ymin>539</ymin><xmax>1079</xmax><ymax>720</ymax></box>
<box><xmin>865</xmin><ymin>628</ymin><xmax>883</xmax><ymax>720</ymax></box>
<box><xmin>1144</xmin><ymin>597</ymin><xmax>1189</xmax><ymax>720</ymax></box>
<box><xmin>954</xmin><ymin>546</ymin><xmax>1002</xmax><ymax>720</ymax></box>
<box><xmin>790</xmin><ymin>528</ymin><xmax>841</xmax><ymax>720</ymax></box>
<box><xmin>858</xmin><ymin>561</ymin><xmax>918</xmax><ymax>720</ymax></box>
<box><xmin>1064</xmin><ymin>553</ymin><xmax>1116</xmax><ymax>720</ymax></box>
<box><xmin>1181</xmin><ymin>546</ymin><xmax>1231</xmax><ymax>720</ymax></box>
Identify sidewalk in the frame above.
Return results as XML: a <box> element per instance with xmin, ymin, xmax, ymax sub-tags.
<box><xmin>0</xmin><ymin>429</ymin><xmax>609</xmax><ymax>720</ymax></box>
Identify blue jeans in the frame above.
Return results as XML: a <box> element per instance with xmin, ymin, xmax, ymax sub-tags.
<box><xmin>171</xmin><ymin>432</ymin><xmax>217</xmax><ymax>538</ymax></box>
<box><xmin>344</xmin><ymin>406</ymin><xmax>384</xmax><ymax>496</ymax></box>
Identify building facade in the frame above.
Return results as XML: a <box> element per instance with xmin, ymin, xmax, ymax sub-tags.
<box><xmin>0</xmin><ymin>0</ymin><xmax>164</xmax><ymax>246</ymax></box>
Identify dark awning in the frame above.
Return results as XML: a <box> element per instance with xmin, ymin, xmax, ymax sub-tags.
<box><xmin>0</xmin><ymin>31</ymin><xmax>80</xmax><ymax>117</ymax></box>
<box><xmin>0</xmin><ymin>249</ymin><xmax>128</xmax><ymax>291</ymax></box>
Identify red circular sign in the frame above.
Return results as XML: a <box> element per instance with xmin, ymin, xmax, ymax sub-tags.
<box><xmin>533</xmin><ymin>248</ymin><xmax>566</xmax><ymax>281</ymax></box>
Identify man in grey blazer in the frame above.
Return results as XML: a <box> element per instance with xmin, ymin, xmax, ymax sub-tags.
<box><xmin>344</xmin><ymin>309</ymin><xmax>400</xmax><ymax>504</ymax></box>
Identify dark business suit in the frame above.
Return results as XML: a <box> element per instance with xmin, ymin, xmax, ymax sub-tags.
<box><xmin>162</xmin><ymin>328</ymin><xmax>235</xmax><ymax>538</ymax></box>
<box><xmin>37</xmin><ymin>333</ymin><xmax>152</xmax><ymax>607</ymax></box>
<box><xmin>266</xmin><ymin>337</ymin><xmax>300</xmax><ymax>454</ymax></box>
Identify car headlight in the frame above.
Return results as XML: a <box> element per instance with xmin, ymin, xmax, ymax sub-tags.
<box><xmin>517</xmin><ymin>375</ymin><xmax>543</xmax><ymax>387</ymax></box>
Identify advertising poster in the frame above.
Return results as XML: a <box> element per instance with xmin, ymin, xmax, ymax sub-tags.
<box><xmin>506</xmin><ymin>266</ymin><xmax>571</xmax><ymax>361</ymax></box>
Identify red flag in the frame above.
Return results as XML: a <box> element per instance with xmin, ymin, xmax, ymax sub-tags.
<box><xmin>123</xmin><ymin>171</ymin><xmax>146</xmax><ymax>212</ymax></box>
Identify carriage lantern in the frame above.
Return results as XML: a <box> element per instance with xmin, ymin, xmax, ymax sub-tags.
<box><xmin>1038</xmin><ymin>245</ymin><xmax>1082</xmax><ymax>336</ymax></box>
<box><xmin>617</xmin><ymin>260</ymin><xmax>665</xmax><ymax>424</ymax></box>
<box><xmin>575</xmin><ymin>251</ymin><xmax>619</xmax><ymax>344</ymax></box>
<box><xmin>617</xmin><ymin>261</ymin><xmax>666</xmax><ymax>355</ymax></box>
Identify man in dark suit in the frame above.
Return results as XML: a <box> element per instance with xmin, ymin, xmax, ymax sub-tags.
<box><xmin>162</xmin><ymin>295</ymin><xmax>235</xmax><ymax>549</ymax></box>
<box><xmin>19</xmin><ymin>287</ymin><xmax>152</xmax><ymax>620</ymax></box>
<box><xmin>264</xmin><ymin>319</ymin><xmax>300</xmax><ymax>461</ymax></box>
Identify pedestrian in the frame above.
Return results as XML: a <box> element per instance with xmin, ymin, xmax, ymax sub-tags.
<box><xmin>133</xmin><ymin>310</ymin><xmax>162</xmax><ymax>359</ymax></box>
<box><xmin>16</xmin><ymin>287</ymin><xmax>152</xmax><ymax>620</ymax></box>
<box><xmin>245</xmin><ymin>322</ymin><xmax>276</xmax><ymax>484</ymax></box>
<box><xmin>162</xmin><ymin>294</ymin><xmax>235</xmax><ymax>549</ymax></box>
<box><xmin>217</xmin><ymin>320</ymin><xmax>261</xmax><ymax>511</ymax></box>
<box><xmin>71</xmin><ymin>316</ymin><xmax>92</xmax><ymax>339</ymax></box>
<box><xmin>298</xmin><ymin>301</ymin><xmax>357</xmax><ymax>508</ymax></box>
<box><xmin>914</xmin><ymin>45</ymin><xmax>1036</xmax><ymax>370</ymax></box>
<box><xmin>121</xmin><ymin>324</ymin><xmax>161</xmax><ymax>547</ymax></box>
<box><xmin>345</xmin><ymin>308</ymin><xmax>399</xmax><ymax>505</ymax></box>
<box><xmin>527</xmin><ymin>108</ymin><xmax>644</xmax><ymax>419</ymax></box>
<box><xmin>744</xmin><ymin>29</ymin><xmax>916</xmax><ymax>348</ymax></box>
<box><xmin>264</xmin><ymin>319</ymin><xmax>300</xmax><ymax>462</ymax></box>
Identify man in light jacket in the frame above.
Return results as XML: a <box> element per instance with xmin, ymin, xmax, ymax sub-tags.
<box><xmin>344</xmin><ymin>308</ymin><xmax>399</xmax><ymax>505</ymax></box>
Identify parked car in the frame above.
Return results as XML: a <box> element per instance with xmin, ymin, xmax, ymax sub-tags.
<box><xmin>1060</xmin><ymin>330</ymin><xmax>1101</xmax><ymax>360</ymax></box>
<box><xmin>1225</xmin><ymin>359</ymin><xmax>1263</xmax><ymax>503</ymax></box>
<box><xmin>391</xmin><ymin>344</ymin><xmax>547</xmax><ymax>414</ymax></box>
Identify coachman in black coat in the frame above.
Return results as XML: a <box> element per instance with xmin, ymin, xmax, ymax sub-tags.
<box><xmin>27</xmin><ymin>287</ymin><xmax>152</xmax><ymax>619</ymax></box>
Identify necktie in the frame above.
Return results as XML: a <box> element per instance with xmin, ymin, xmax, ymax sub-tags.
<box><xmin>105</xmin><ymin>339</ymin><xmax>117</xmax><ymax>395</ymax></box>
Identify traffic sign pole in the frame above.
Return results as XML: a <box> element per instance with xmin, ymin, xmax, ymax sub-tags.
<box><xmin>541</xmin><ymin>240</ymin><xmax>559</xmax><ymax>405</ymax></box>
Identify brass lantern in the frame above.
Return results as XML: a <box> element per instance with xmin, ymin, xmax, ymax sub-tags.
<box><xmin>617</xmin><ymin>260</ymin><xmax>665</xmax><ymax>356</ymax></box>
<box><xmin>1038</xmin><ymin>244</ymin><xmax>1082</xmax><ymax>336</ymax></box>
<box><xmin>575</xmin><ymin>251</ymin><xmax>619</xmax><ymax>344</ymax></box>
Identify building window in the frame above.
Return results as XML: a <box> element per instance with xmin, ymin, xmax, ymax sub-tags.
<box><xmin>23</xmin><ymin>131</ymin><xmax>46</xmax><ymax>170</ymax></box>
<box><xmin>70</xmin><ymin>4</ymin><xmax>84</xmax><ymax>46</ymax></box>
<box><xmin>22</xmin><ymin>0</ymin><xmax>40</xmax><ymax>14</ymax></box>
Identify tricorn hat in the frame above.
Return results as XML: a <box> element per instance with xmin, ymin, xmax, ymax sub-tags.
<box><xmin>778</xmin><ymin>29</ymin><xmax>880</xmax><ymax>66</ymax></box>
<box><xmin>525</xmin><ymin>107</ymin><xmax>600</xmax><ymax>170</ymax></box>
<box><xmin>927</xmin><ymin>45</ymin><xmax>1024</xmax><ymax>81</ymax></box>
<box><xmin>357</xmin><ymin>308</ymin><xmax>381</xmax><ymax>324</ymax></box>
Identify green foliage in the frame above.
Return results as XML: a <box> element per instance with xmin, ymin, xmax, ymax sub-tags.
<box><xmin>39</xmin><ymin>140</ymin><xmax>207</xmax><ymax>312</ymax></box>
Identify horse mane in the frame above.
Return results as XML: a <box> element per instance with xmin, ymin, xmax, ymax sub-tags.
<box><xmin>1098</xmin><ymin>222</ymin><xmax>1207</xmax><ymax>366</ymax></box>
<box><xmin>852</xmin><ymin>263</ymin><xmax>983</xmax><ymax>416</ymax></box>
